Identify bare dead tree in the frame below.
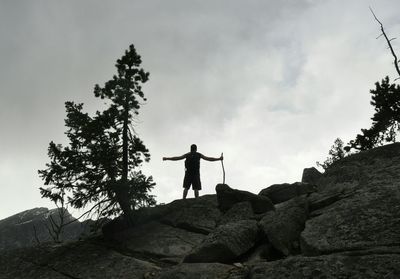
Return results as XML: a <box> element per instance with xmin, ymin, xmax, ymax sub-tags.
<box><xmin>370</xmin><ymin>7</ymin><xmax>400</xmax><ymax>80</ymax></box>
<box><xmin>45</xmin><ymin>193</ymin><xmax>68</xmax><ymax>243</ymax></box>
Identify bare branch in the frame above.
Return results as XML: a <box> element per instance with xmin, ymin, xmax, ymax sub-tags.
<box><xmin>62</xmin><ymin>198</ymin><xmax>112</xmax><ymax>227</ymax></box>
<box><xmin>370</xmin><ymin>7</ymin><xmax>400</xmax><ymax>78</ymax></box>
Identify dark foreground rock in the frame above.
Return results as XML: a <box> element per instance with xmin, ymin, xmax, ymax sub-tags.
<box><xmin>216</xmin><ymin>184</ymin><xmax>274</xmax><ymax>213</ymax></box>
<box><xmin>0</xmin><ymin>241</ymin><xmax>161</xmax><ymax>279</ymax></box>
<box><xmin>151</xmin><ymin>263</ymin><xmax>247</xmax><ymax>279</ymax></box>
<box><xmin>250</xmin><ymin>253</ymin><xmax>400</xmax><ymax>279</ymax></box>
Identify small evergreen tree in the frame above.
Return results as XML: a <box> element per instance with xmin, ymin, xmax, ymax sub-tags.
<box><xmin>346</xmin><ymin>77</ymin><xmax>400</xmax><ymax>151</ymax></box>
<box><xmin>317</xmin><ymin>138</ymin><xmax>346</xmax><ymax>170</ymax></box>
<box><xmin>39</xmin><ymin>44</ymin><xmax>155</xmax><ymax>223</ymax></box>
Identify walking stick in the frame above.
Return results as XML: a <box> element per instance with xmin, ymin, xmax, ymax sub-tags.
<box><xmin>221</xmin><ymin>152</ymin><xmax>225</xmax><ymax>184</ymax></box>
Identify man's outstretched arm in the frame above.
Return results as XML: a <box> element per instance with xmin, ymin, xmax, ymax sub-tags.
<box><xmin>200</xmin><ymin>153</ymin><xmax>223</xmax><ymax>162</ymax></box>
<box><xmin>163</xmin><ymin>154</ymin><xmax>187</xmax><ymax>161</ymax></box>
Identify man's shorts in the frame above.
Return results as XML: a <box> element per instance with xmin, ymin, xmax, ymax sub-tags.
<box><xmin>183</xmin><ymin>172</ymin><xmax>202</xmax><ymax>190</ymax></box>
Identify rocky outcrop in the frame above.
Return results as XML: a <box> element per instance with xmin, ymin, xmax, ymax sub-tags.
<box><xmin>301</xmin><ymin>146</ymin><xmax>400</xmax><ymax>255</ymax></box>
<box><xmin>216</xmin><ymin>184</ymin><xmax>274</xmax><ymax>213</ymax></box>
<box><xmin>3</xmin><ymin>143</ymin><xmax>400</xmax><ymax>278</ymax></box>
<box><xmin>258</xmin><ymin>182</ymin><xmax>316</xmax><ymax>204</ymax></box>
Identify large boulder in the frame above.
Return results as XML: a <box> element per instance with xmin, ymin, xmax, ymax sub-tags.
<box><xmin>258</xmin><ymin>182</ymin><xmax>316</xmax><ymax>205</ymax></box>
<box><xmin>259</xmin><ymin>197</ymin><xmax>309</xmax><ymax>256</ymax></box>
<box><xmin>216</xmin><ymin>184</ymin><xmax>274</xmax><ymax>214</ymax></box>
<box><xmin>114</xmin><ymin>221</ymin><xmax>206</xmax><ymax>259</ymax></box>
<box><xmin>301</xmin><ymin>167</ymin><xmax>322</xmax><ymax>185</ymax></box>
<box><xmin>183</xmin><ymin>220</ymin><xmax>259</xmax><ymax>263</ymax></box>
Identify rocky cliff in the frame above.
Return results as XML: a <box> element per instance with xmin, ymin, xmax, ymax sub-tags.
<box><xmin>1</xmin><ymin>143</ymin><xmax>400</xmax><ymax>278</ymax></box>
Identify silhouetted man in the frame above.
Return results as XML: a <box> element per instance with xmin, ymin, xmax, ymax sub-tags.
<box><xmin>163</xmin><ymin>144</ymin><xmax>223</xmax><ymax>199</ymax></box>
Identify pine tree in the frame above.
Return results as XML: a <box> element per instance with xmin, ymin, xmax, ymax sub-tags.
<box><xmin>346</xmin><ymin>77</ymin><xmax>400</xmax><ymax>151</ymax></box>
<box><xmin>39</xmin><ymin>45</ymin><xmax>155</xmax><ymax>223</ymax></box>
<box><xmin>317</xmin><ymin>138</ymin><xmax>346</xmax><ymax>170</ymax></box>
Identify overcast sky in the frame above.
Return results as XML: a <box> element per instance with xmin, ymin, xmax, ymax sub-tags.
<box><xmin>1</xmin><ymin>0</ymin><xmax>399</xmax><ymax>220</ymax></box>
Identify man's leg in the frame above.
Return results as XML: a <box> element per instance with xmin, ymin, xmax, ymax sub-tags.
<box><xmin>193</xmin><ymin>175</ymin><xmax>201</xmax><ymax>198</ymax></box>
<box><xmin>183</xmin><ymin>188</ymin><xmax>189</xmax><ymax>199</ymax></box>
<box><xmin>183</xmin><ymin>173</ymin><xmax>190</xmax><ymax>199</ymax></box>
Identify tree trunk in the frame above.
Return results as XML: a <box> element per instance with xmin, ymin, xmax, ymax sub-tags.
<box><xmin>118</xmin><ymin>94</ymin><xmax>133</xmax><ymax>224</ymax></box>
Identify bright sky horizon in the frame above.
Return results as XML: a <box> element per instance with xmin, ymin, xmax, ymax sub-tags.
<box><xmin>1</xmin><ymin>0</ymin><xmax>400</xmax><ymax>220</ymax></box>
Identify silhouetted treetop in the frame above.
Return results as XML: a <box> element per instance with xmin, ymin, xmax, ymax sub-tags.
<box><xmin>317</xmin><ymin>138</ymin><xmax>347</xmax><ymax>170</ymax></box>
<box><xmin>346</xmin><ymin>77</ymin><xmax>400</xmax><ymax>151</ymax></box>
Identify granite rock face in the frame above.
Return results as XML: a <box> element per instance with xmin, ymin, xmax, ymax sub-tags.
<box><xmin>301</xmin><ymin>144</ymin><xmax>400</xmax><ymax>255</ymax></box>
<box><xmin>3</xmin><ymin>143</ymin><xmax>400</xmax><ymax>278</ymax></box>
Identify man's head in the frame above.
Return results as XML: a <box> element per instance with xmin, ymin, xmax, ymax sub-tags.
<box><xmin>190</xmin><ymin>144</ymin><xmax>197</xmax><ymax>152</ymax></box>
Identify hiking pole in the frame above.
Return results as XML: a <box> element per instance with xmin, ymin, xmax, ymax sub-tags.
<box><xmin>221</xmin><ymin>152</ymin><xmax>225</xmax><ymax>184</ymax></box>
